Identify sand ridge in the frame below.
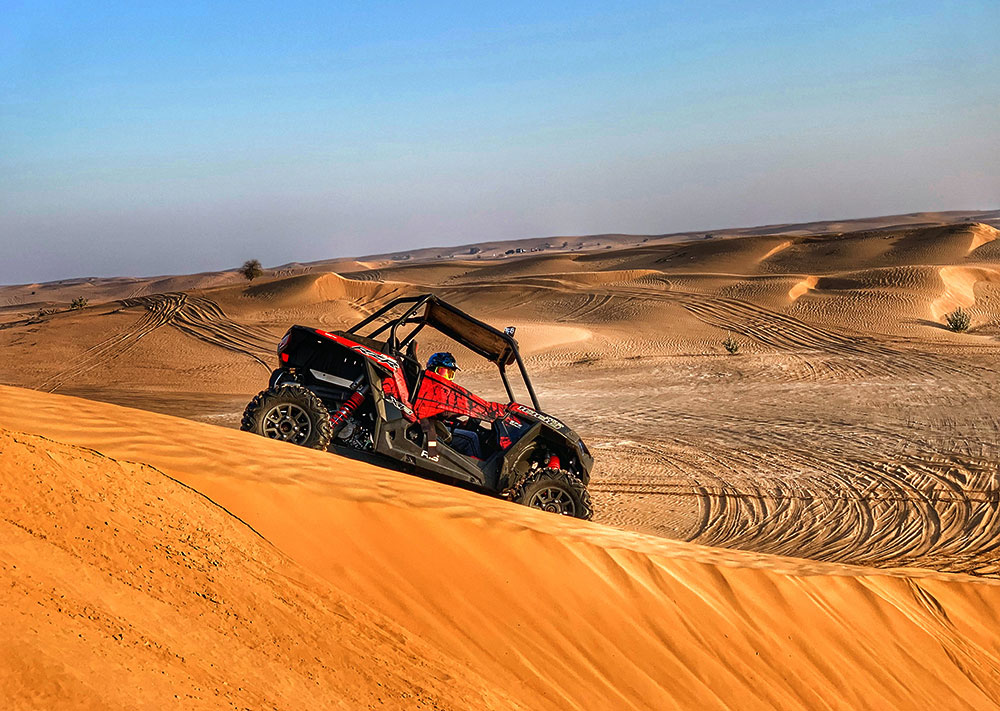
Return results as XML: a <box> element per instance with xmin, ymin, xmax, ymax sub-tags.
<box><xmin>787</xmin><ymin>275</ymin><xmax>818</xmax><ymax>302</ymax></box>
<box><xmin>968</xmin><ymin>224</ymin><xmax>1000</xmax><ymax>254</ymax></box>
<box><xmin>242</xmin><ymin>271</ymin><xmax>409</xmax><ymax>306</ymax></box>
<box><xmin>3</xmin><ymin>386</ymin><xmax>1000</xmax><ymax>709</ymax></box>
<box><xmin>931</xmin><ymin>266</ymin><xmax>1000</xmax><ymax>319</ymax></box>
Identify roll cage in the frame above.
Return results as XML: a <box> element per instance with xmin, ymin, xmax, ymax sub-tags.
<box><xmin>347</xmin><ymin>294</ymin><xmax>542</xmax><ymax>411</ymax></box>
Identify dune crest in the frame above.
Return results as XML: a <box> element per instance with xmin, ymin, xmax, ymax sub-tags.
<box><xmin>787</xmin><ymin>275</ymin><xmax>818</xmax><ymax>302</ymax></box>
<box><xmin>244</xmin><ymin>271</ymin><xmax>405</xmax><ymax>306</ymax></box>
<box><xmin>968</xmin><ymin>223</ymin><xmax>1000</xmax><ymax>254</ymax></box>
<box><xmin>3</xmin><ymin>385</ymin><xmax>1000</xmax><ymax>710</ymax></box>
<box><xmin>759</xmin><ymin>239</ymin><xmax>793</xmax><ymax>262</ymax></box>
<box><xmin>931</xmin><ymin>266</ymin><xmax>1000</xmax><ymax>319</ymax></box>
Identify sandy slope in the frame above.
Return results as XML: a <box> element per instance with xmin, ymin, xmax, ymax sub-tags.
<box><xmin>3</xmin><ymin>385</ymin><xmax>1000</xmax><ymax>710</ymax></box>
<box><xmin>0</xmin><ymin>429</ymin><xmax>499</xmax><ymax>711</ymax></box>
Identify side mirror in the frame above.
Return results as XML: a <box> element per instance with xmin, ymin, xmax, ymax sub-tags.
<box><xmin>504</xmin><ymin>326</ymin><xmax>516</xmax><ymax>337</ymax></box>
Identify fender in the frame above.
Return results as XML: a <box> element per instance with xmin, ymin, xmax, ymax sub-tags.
<box><xmin>498</xmin><ymin>422</ymin><xmax>544</xmax><ymax>490</ymax></box>
<box><xmin>499</xmin><ymin>420</ymin><xmax>593</xmax><ymax>490</ymax></box>
<box><xmin>268</xmin><ymin>368</ymin><xmax>296</xmax><ymax>389</ymax></box>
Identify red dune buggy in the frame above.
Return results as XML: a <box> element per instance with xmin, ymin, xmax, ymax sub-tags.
<box><xmin>241</xmin><ymin>295</ymin><xmax>593</xmax><ymax>518</ymax></box>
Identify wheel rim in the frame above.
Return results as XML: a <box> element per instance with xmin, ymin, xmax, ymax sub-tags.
<box><xmin>527</xmin><ymin>485</ymin><xmax>576</xmax><ymax>516</ymax></box>
<box><xmin>262</xmin><ymin>403</ymin><xmax>312</xmax><ymax>445</ymax></box>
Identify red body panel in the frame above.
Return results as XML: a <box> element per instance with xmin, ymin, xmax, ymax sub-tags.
<box><xmin>315</xmin><ymin>330</ymin><xmax>416</xmax><ymax>421</ymax></box>
<box><xmin>412</xmin><ymin>370</ymin><xmax>507</xmax><ymax>422</ymax></box>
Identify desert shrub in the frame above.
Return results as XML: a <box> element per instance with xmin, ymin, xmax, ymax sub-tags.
<box><xmin>945</xmin><ymin>307</ymin><xmax>971</xmax><ymax>332</ymax></box>
<box><xmin>240</xmin><ymin>259</ymin><xmax>264</xmax><ymax>281</ymax></box>
<box><xmin>723</xmin><ymin>334</ymin><xmax>740</xmax><ymax>354</ymax></box>
<box><xmin>27</xmin><ymin>308</ymin><xmax>55</xmax><ymax>324</ymax></box>
<box><xmin>70</xmin><ymin>297</ymin><xmax>88</xmax><ymax>310</ymax></box>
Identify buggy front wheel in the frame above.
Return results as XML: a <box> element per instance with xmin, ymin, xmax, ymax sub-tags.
<box><xmin>515</xmin><ymin>468</ymin><xmax>593</xmax><ymax>520</ymax></box>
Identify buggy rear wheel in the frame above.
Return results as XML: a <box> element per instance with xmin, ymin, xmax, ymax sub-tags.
<box><xmin>515</xmin><ymin>468</ymin><xmax>593</xmax><ymax>520</ymax></box>
<box><xmin>241</xmin><ymin>384</ymin><xmax>334</xmax><ymax>450</ymax></box>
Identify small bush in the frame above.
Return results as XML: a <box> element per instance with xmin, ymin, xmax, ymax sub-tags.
<box><xmin>945</xmin><ymin>307</ymin><xmax>971</xmax><ymax>332</ymax></box>
<box><xmin>70</xmin><ymin>297</ymin><xmax>88</xmax><ymax>310</ymax></box>
<box><xmin>723</xmin><ymin>334</ymin><xmax>740</xmax><ymax>354</ymax></box>
<box><xmin>27</xmin><ymin>307</ymin><xmax>55</xmax><ymax>324</ymax></box>
<box><xmin>240</xmin><ymin>259</ymin><xmax>264</xmax><ymax>281</ymax></box>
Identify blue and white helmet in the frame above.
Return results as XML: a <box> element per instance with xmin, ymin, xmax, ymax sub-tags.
<box><xmin>427</xmin><ymin>352</ymin><xmax>460</xmax><ymax>371</ymax></box>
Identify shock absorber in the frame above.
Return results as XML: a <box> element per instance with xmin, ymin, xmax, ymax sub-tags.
<box><xmin>330</xmin><ymin>386</ymin><xmax>368</xmax><ymax>435</ymax></box>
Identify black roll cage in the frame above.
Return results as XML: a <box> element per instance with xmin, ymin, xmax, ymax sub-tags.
<box><xmin>347</xmin><ymin>294</ymin><xmax>541</xmax><ymax>411</ymax></box>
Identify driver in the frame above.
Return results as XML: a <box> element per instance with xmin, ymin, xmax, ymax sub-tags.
<box><xmin>427</xmin><ymin>351</ymin><xmax>459</xmax><ymax>382</ymax></box>
<box><xmin>420</xmin><ymin>352</ymin><xmax>460</xmax><ymax>461</ymax></box>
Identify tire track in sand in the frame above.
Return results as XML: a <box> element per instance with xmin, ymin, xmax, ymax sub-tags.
<box><xmin>39</xmin><ymin>294</ymin><xmax>276</xmax><ymax>392</ymax></box>
<box><xmin>592</xmin><ymin>442</ymin><xmax>1000</xmax><ymax>576</ymax></box>
<box><xmin>556</xmin><ymin>357</ymin><xmax>1000</xmax><ymax>576</ymax></box>
<box><xmin>524</xmin><ymin>278</ymin><xmax>970</xmax><ymax>379</ymax></box>
<box><xmin>636</xmin><ymin>287</ymin><xmax>967</xmax><ymax>377</ymax></box>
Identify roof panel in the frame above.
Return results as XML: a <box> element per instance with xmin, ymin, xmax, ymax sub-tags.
<box><xmin>424</xmin><ymin>299</ymin><xmax>516</xmax><ymax>366</ymax></box>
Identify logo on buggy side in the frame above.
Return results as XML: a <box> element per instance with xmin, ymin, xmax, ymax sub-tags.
<box><xmin>510</xmin><ymin>404</ymin><xmax>565</xmax><ymax>430</ymax></box>
<box><xmin>350</xmin><ymin>344</ymin><xmax>400</xmax><ymax>371</ymax></box>
<box><xmin>385</xmin><ymin>394</ymin><xmax>415</xmax><ymax>418</ymax></box>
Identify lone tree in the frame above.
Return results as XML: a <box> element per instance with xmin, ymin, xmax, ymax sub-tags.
<box><xmin>240</xmin><ymin>259</ymin><xmax>264</xmax><ymax>282</ymax></box>
<box><xmin>70</xmin><ymin>297</ymin><xmax>88</xmax><ymax>310</ymax></box>
<box><xmin>945</xmin><ymin>307</ymin><xmax>971</xmax><ymax>333</ymax></box>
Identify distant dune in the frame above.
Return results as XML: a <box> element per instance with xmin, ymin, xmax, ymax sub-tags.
<box><xmin>2</xmin><ymin>208</ymin><xmax>997</xmax><ymax>299</ymax></box>
<box><xmin>3</xmin><ymin>385</ymin><xmax>1000</xmax><ymax>710</ymax></box>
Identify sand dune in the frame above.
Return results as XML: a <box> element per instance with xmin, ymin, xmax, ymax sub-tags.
<box><xmin>3</xmin><ymin>385</ymin><xmax>1000</xmax><ymax>710</ymax></box>
<box><xmin>1</xmin><ymin>428</ymin><xmax>501</xmax><ymax>710</ymax></box>
<box><xmin>240</xmin><ymin>271</ymin><xmax>411</xmax><ymax>312</ymax></box>
<box><xmin>3</xmin><ymin>211</ymin><xmax>996</xmax><ymax>308</ymax></box>
<box><xmin>931</xmin><ymin>266</ymin><xmax>1000</xmax><ymax>319</ymax></box>
<box><xmin>968</xmin><ymin>224</ymin><xmax>1000</xmax><ymax>254</ymax></box>
<box><xmin>4</xmin><ymin>221</ymin><xmax>1000</xmax><ymax>500</ymax></box>
<box><xmin>5</xmin><ymin>211</ymin><xmax>1000</xmax><ymax>707</ymax></box>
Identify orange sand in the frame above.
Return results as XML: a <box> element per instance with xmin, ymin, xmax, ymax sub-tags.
<box><xmin>3</xmin><ymin>384</ymin><xmax>1000</xmax><ymax>710</ymax></box>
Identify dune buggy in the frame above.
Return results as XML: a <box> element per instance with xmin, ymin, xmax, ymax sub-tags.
<box><xmin>241</xmin><ymin>294</ymin><xmax>594</xmax><ymax>518</ymax></box>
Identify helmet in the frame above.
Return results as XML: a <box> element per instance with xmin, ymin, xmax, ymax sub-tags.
<box><xmin>427</xmin><ymin>352</ymin><xmax>460</xmax><ymax>377</ymax></box>
<box><xmin>427</xmin><ymin>352</ymin><xmax>460</xmax><ymax>370</ymax></box>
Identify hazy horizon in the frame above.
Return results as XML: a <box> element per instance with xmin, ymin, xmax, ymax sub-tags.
<box><xmin>3</xmin><ymin>1</ymin><xmax>998</xmax><ymax>285</ymax></box>
<box><xmin>3</xmin><ymin>206</ymin><xmax>1000</xmax><ymax>286</ymax></box>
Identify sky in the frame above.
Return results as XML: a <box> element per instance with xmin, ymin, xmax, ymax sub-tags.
<box><xmin>1</xmin><ymin>1</ymin><xmax>998</xmax><ymax>284</ymax></box>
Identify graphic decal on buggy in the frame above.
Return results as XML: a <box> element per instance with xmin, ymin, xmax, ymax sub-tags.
<box><xmin>412</xmin><ymin>370</ymin><xmax>507</xmax><ymax>422</ymax></box>
<box><xmin>315</xmin><ymin>330</ymin><xmax>413</xmax><ymax>411</ymax></box>
<box><xmin>316</xmin><ymin>330</ymin><xmax>402</xmax><ymax>371</ymax></box>
<box><xmin>382</xmin><ymin>376</ymin><xmax>416</xmax><ymax>420</ymax></box>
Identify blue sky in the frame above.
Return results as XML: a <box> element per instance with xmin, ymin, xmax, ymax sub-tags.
<box><xmin>2</xmin><ymin>1</ymin><xmax>998</xmax><ymax>283</ymax></box>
